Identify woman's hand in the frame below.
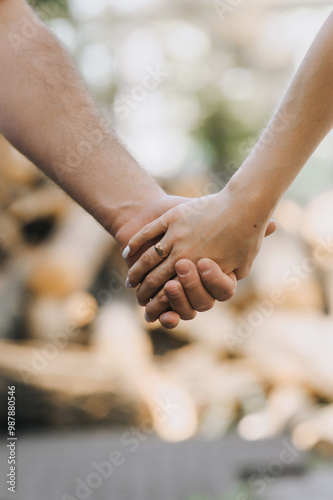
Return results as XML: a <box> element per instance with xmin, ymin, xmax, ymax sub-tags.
<box><xmin>115</xmin><ymin>192</ymin><xmax>240</xmax><ymax>328</ymax></box>
<box><xmin>125</xmin><ymin>186</ymin><xmax>276</xmax><ymax>306</ymax></box>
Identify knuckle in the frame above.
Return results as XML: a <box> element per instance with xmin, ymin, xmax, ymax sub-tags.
<box><xmin>142</xmin><ymin>223</ymin><xmax>151</xmax><ymax>234</ymax></box>
<box><xmin>145</xmin><ymin>273</ymin><xmax>158</xmax><ymax>289</ymax></box>
<box><xmin>142</xmin><ymin>252</ymin><xmax>154</xmax><ymax>268</ymax></box>
<box><xmin>157</xmin><ymin>291</ymin><xmax>169</xmax><ymax>306</ymax></box>
<box><xmin>182</xmin><ymin>278</ymin><xmax>197</xmax><ymax>291</ymax></box>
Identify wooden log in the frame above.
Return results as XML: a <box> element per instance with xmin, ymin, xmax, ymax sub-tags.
<box><xmin>143</xmin><ymin>302</ymin><xmax>236</xmax><ymax>358</ymax></box>
<box><xmin>301</xmin><ymin>189</ymin><xmax>333</xmax><ymax>313</ymax></box>
<box><xmin>27</xmin><ymin>292</ymin><xmax>98</xmax><ymax>342</ymax></box>
<box><xmin>160</xmin><ymin>345</ymin><xmax>263</xmax><ymax>437</ymax></box>
<box><xmin>238</xmin><ymin>310</ymin><xmax>333</xmax><ymax>401</ymax></box>
<box><xmin>0</xmin><ymin>339</ymin><xmax>141</xmax><ymax>426</ymax></box>
<box><xmin>0</xmin><ymin>211</ymin><xmax>22</xmax><ymax>257</ymax></box>
<box><xmin>292</xmin><ymin>404</ymin><xmax>333</xmax><ymax>453</ymax></box>
<box><xmin>250</xmin><ymin>228</ymin><xmax>323</xmax><ymax>311</ymax></box>
<box><xmin>0</xmin><ymin>134</ymin><xmax>40</xmax><ymax>186</ymax></box>
<box><xmin>217</xmin><ymin>199</ymin><xmax>321</xmax><ymax>313</ymax></box>
<box><xmin>237</xmin><ymin>384</ymin><xmax>312</xmax><ymax>441</ymax></box>
<box><xmin>274</xmin><ymin>198</ymin><xmax>304</xmax><ymax>235</ymax></box>
<box><xmin>27</xmin><ymin>204</ymin><xmax>115</xmax><ymax>296</ymax></box>
<box><xmin>302</xmin><ymin>189</ymin><xmax>333</xmax><ymax>256</ymax></box>
<box><xmin>162</xmin><ymin>345</ymin><xmax>262</xmax><ymax>406</ymax></box>
<box><xmin>92</xmin><ymin>302</ymin><xmax>198</xmax><ymax>442</ymax></box>
<box><xmin>0</xmin><ymin>174</ymin><xmax>11</xmax><ymax>209</ymax></box>
<box><xmin>8</xmin><ymin>185</ymin><xmax>69</xmax><ymax>224</ymax></box>
<box><xmin>0</xmin><ymin>258</ymin><xmax>31</xmax><ymax>339</ymax></box>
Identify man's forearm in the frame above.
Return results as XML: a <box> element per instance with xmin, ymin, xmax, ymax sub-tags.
<box><xmin>0</xmin><ymin>0</ymin><xmax>165</xmax><ymax>242</ymax></box>
<box><xmin>227</xmin><ymin>11</ymin><xmax>333</xmax><ymax>217</ymax></box>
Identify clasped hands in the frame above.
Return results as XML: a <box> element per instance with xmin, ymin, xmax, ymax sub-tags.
<box><xmin>119</xmin><ymin>186</ymin><xmax>276</xmax><ymax>329</ymax></box>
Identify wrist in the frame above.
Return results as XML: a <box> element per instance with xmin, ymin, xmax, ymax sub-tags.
<box><xmin>113</xmin><ymin>193</ymin><xmax>190</xmax><ymax>251</ymax></box>
<box><xmin>224</xmin><ymin>167</ymin><xmax>279</xmax><ymax>224</ymax></box>
<box><xmin>105</xmin><ymin>188</ymin><xmax>166</xmax><ymax>245</ymax></box>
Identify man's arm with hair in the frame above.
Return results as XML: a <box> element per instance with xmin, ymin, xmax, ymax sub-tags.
<box><xmin>0</xmin><ymin>0</ymin><xmax>167</xmax><ymax>241</ymax></box>
<box><xmin>0</xmin><ymin>0</ymin><xmax>239</xmax><ymax>328</ymax></box>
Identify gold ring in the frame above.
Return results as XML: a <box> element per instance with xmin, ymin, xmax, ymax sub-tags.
<box><xmin>154</xmin><ymin>241</ymin><xmax>169</xmax><ymax>259</ymax></box>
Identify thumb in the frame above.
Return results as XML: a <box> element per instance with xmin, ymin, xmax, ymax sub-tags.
<box><xmin>264</xmin><ymin>219</ymin><xmax>277</xmax><ymax>237</ymax></box>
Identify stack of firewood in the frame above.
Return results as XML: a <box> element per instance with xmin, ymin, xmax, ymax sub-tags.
<box><xmin>1</xmin><ymin>133</ymin><xmax>333</xmax><ymax>453</ymax></box>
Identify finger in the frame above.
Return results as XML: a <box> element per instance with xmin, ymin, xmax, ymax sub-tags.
<box><xmin>164</xmin><ymin>280</ymin><xmax>197</xmax><ymax>320</ymax></box>
<box><xmin>265</xmin><ymin>219</ymin><xmax>277</xmax><ymax>237</ymax></box>
<box><xmin>143</xmin><ymin>286</ymin><xmax>183</xmax><ymax>328</ymax></box>
<box><xmin>197</xmin><ymin>258</ymin><xmax>237</xmax><ymax>302</ymax></box>
<box><xmin>159</xmin><ymin>311</ymin><xmax>181</xmax><ymax>329</ymax></box>
<box><xmin>145</xmin><ymin>282</ymin><xmax>197</xmax><ymax>322</ymax></box>
<box><xmin>136</xmin><ymin>259</ymin><xmax>176</xmax><ymax>306</ymax></box>
<box><xmin>122</xmin><ymin>216</ymin><xmax>168</xmax><ymax>259</ymax></box>
<box><xmin>175</xmin><ymin>260</ymin><xmax>215</xmax><ymax>312</ymax></box>
<box><xmin>126</xmin><ymin>242</ymin><xmax>170</xmax><ymax>289</ymax></box>
<box><xmin>145</xmin><ymin>287</ymin><xmax>172</xmax><ymax>322</ymax></box>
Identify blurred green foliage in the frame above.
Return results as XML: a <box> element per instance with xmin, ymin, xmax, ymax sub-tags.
<box><xmin>193</xmin><ymin>94</ymin><xmax>253</xmax><ymax>178</ymax></box>
<box><xmin>28</xmin><ymin>0</ymin><xmax>68</xmax><ymax>18</ymax></box>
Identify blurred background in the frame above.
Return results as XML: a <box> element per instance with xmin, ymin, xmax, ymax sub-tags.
<box><xmin>1</xmin><ymin>0</ymin><xmax>333</xmax><ymax>498</ymax></box>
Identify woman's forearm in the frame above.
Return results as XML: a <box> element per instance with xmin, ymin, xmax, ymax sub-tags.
<box><xmin>227</xmin><ymin>10</ymin><xmax>333</xmax><ymax>217</ymax></box>
<box><xmin>0</xmin><ymin>0</ymin><xmax>164</xmax><ymax>241</ymax></box>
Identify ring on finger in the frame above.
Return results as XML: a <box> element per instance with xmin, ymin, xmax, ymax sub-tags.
<box><xmin>154</xmin><ymin>241</ymin><xmax>169</xmax><ymax>259</ymax></box>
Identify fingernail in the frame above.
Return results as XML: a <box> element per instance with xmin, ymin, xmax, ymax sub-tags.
<box><xmin>122</xmin><ymin>246</ymin><xmax>130</xmax><ymax>259</ymax></box>
<box><xmin>177</xmin><ymin>262</ymin><xmax>191</xmax><ymax>277</ymax></box>
<box><xmin>125</xmin><ymin>278</ymin><xmax>133</xmax><ymax>289</ymax></box>
<box><xmin>144</xmin><ymin>311</ymin><xmax>151</xmax><ymax>323</ymax></box>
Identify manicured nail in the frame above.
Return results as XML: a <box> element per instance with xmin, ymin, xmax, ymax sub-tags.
<box><xmin>177</xmin><ymin>262</ymin><xmax>191</xmax><ymax>277</ymax></box>
<box><xmin>122</xmin><ymin>246</ymin><xmax>130</xmax><ymax>259</ymax></box>
<box><xmin>125</xmin><ymin>278</ymin><xmax>133</xmax><ymax>289</ymax></box>
<box><xmin>144</xmin><ymin>311</ymin><xmax>151</xmax><ymax>323</ymax></box>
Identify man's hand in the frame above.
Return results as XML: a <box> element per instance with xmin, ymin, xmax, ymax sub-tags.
<box><xmin>145</xmin><ymin>259</ymin><xmax>237</xmax><ymax>329</ymax></box>
<box><xmin>114</xmin><ymin>193</ymin><xmax>238</xmax><ymax>328</ymax></box>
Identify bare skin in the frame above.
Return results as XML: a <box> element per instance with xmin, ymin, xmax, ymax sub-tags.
<box><xmin>0</xmin><ymin>0</ymin><xmax>254</xmax><ymax>328</ymax></box>
<box><xmin>126</xmin><ymin>10</ymin><xmax>333</xmax><ymax>308</ymax></box>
